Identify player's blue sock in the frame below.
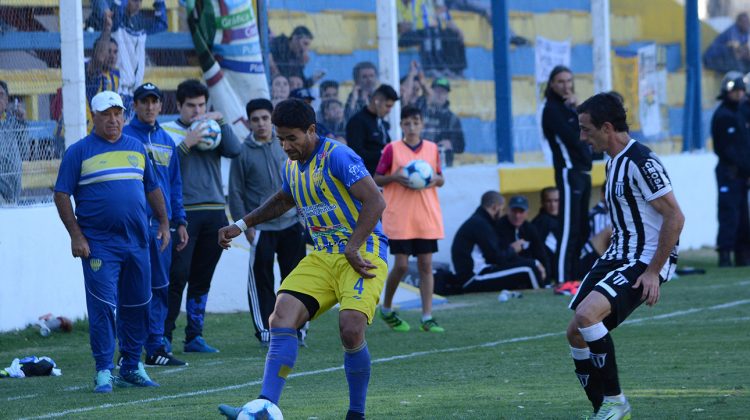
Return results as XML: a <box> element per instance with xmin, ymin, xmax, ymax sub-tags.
<box><xmin>344</xmin><ymin>341</ymin><xmax>370</xmax><ymax>415</ymax></box>
<box><xmin>259</xmin><ymin>328</ymin><xmax>298</xmax><ymax>404</ymax></box>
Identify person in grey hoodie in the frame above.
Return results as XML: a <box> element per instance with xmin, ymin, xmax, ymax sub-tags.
<box><xmin>161</xmin><ymin>79</ymin><xmax>241</xmax><ymax>353</ymax></box>
<box><xmin>228</xmin><ymin>98</ymin><xmax>306</xmax><ymax>346</ymax></box>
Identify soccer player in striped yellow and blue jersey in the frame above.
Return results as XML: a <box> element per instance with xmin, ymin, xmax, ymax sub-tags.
<box><xmin>217</xmin><ymin>99</ymin><xmax>388</xmax><ymax>420</ymax></box>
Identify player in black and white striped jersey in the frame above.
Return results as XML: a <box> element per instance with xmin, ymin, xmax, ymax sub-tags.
<box><xmin>565</xmin><ymin>93</ymin><xmax>685</xmax><ymax>420</ymax></box>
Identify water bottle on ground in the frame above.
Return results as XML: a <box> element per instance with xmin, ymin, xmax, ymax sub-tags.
<box><xmin>497</xmin><ymin>290</ymin><xmax>523</xmax><ymax>302</ymax></box>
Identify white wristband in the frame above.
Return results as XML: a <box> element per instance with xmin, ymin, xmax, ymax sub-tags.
<box><xmin>234</xmin><ymin>219</ymin><xmax>248</xmax><ymax>232</ymax></box>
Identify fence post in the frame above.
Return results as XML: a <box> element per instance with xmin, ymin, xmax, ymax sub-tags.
<box><xmin>60</xmin><ymin>0</ymin><xmax>86</xmax><ymax>149</ymax></box>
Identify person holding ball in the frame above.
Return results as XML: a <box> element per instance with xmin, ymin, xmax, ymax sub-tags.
<box><xmin>373</xmin><ymin>105</ymin><xmax>446</xmax><ymax>333</ymax></box>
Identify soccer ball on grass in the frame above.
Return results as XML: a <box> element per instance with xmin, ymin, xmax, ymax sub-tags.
<box><xmin>237</xmin><ymin>399</ymin><xmax>283</xmax><ymax>420</ymax></box>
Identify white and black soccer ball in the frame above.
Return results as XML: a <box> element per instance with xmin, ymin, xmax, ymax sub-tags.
<box><xmin>190</xmin><ymin>119</ymin><xmax>222</xmax><ymax>151</ymax></box>
<box><xmin>402</xmin><ymin>159</ymin><xmax>433</xmax><ymax>190</ymax></box>
<box><xmin>237</xmin><ymin>399</ymin><xmax>283</xmax><ymax>420</ymax></box>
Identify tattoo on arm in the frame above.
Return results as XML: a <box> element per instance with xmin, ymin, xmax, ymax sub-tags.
<box><xmin>244</xmin><ymin>190</ymin><xmax>296</xmax><ymax>226</ymax></box>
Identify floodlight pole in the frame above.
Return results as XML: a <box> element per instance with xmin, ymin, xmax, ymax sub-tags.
<box><xmin>60</xmin><ymin>0</ymin><xmax>86</xmax><ymax>148</ymax></box>
<box><xmin>377</xmin><ymin>0</ymin><xmax>402</xmax><ymax>142</ymax></box>
<box><xmin>683</xmin><ymin>0</ymin><xmax>703</xmax><ymax>151</ymax></box>
<box><xmin>257</xmin><ymin>0</ymin><xmax>271</xmax><ymax>86</ymax></box>
<box><xmin>592</xmin><ymin>0</ymin><xmax>612</xmax><ymax>93</ymax></box>
<box><xmin>492</xmin><ymin>0</ymin><xmax>513</xmax><ymax>162</ymax></box>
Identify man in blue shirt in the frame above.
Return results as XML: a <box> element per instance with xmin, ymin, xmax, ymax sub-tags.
<box><xmin>54</xmin><ymin>91</ymin><xmax>170</xmax><ymax>393</ymax></box>
<box><xmin>123</xmin><ymin>83</ymin><xmax>189</xmax><ymax>366</ymax></box>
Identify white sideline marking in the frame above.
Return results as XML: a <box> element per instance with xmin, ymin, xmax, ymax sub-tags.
<box><xmin>159</xmin><ymin>367</ymin><xmax>188</xmax><ymax>375</ymax></box>
<box><xmin>21</xmin><ymin>299</ymin><xmax>750</xmax><ymax>419</ymax></box>
<box><xmin>7</xmin><ymin>394</ymin><xmax>37</xmax><ymax>401</ymax></box>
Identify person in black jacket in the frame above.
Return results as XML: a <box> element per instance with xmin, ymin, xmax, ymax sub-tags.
<box><xmin>452</xmin><ymin>191</ymin><xmax>543</xmax><ymax>292</ymax></box>
<box><xmin>496</xmin><ymin>195</ymin><xmax>549</xmax><ymax>286</ymax></box>
<box><xmin>532</xmin><ymin>187</ymin><xmax>560</xmax><ymax>280</ymax></box>
<box><xmin>542</xmin><ymin>66</ymin><xmax>592</xmax><ymax>284</ymax></box>
<box><xmin>345</xmin><ymin>84</ymin><xmax>399</xmax><ymax>174</ymax></box>
<box><xmin>712</xmin><ymin>71</ymin><xmax>750</xmax><ymax>266</ymax></box>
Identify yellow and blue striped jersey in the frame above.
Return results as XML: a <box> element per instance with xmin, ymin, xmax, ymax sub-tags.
<box><xmin>54</xmin><ymin>132</ymin><xmax>159</xmax><ymax>247</ymax></box>
<box><xmin>282</xmin><ymin>137</ymin><xmax>388</xmax><ymax>262</ymax></box>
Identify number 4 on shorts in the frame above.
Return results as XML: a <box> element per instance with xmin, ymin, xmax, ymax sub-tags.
<box><xmin>354</xmin><ymin>277</ymin><xmax>364</xmax><ymax>295</ymax></box>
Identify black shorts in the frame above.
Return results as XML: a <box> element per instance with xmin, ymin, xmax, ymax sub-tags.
<box><xmin>568</xmin><ymin>258</ymin><xmax>664</xmax><ymax>330</ymax></box>
<box><xmin>389</xmin><ymin>239</ymin><xmax>438</xmax><ymax>256</ymax></box>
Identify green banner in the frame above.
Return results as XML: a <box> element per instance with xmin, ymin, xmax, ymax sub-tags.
<box><xmin>215</xmin><ymin>8</ymin><xmax>253</xmax><ymax>29</ymax></box>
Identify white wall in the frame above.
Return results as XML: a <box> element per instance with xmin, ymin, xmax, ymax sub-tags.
<box><xmin>0</xmin><ymin>205</ymin><xmax>86</xmax><ymax>331</ymax></box>
<box><xmin>0</xmin><ymin>152</ymin><xmax>719</xmax><ymax>332</ymax></box>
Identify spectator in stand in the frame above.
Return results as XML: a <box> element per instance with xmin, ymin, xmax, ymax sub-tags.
<box><xmin>318</xmin><ymin>80</ymin><xmax>340</xmax><ymax>121</ymax></box>
<box><xmin>495</xmin><ymin>195</ymin><xmax>548</xmax><ymax>286</ymax></box>
<box><xmin>290</xmin><ymin>88</ymin><xmax>335</xmax><ymax>140</ymax></box>
<box><xmin>87</xmin><ymin>0</ymin><xmax>168</xmax><ymax>122</ymax></box>
<box><xmin>400</xmin><ymin>60</ymin><xmax>431</xmax><ymax>107</ymax></box>
<box><xmin>344</xmin><ymin>61</ymin><xmax>379</xmax><ymax>121</ymax></box>
<box><xmin>346</xmin><ymin>84</ymin><xmax>399</xmax><ymax>175</ymax></box>
<box><xmin>704</xmin><ymin>12</ymin><xmax>750</xmax><ymax>74</ymax></box>
<box><xmin>269</xmin><ymin>25</ymin><xmax>325</xmax><ymax>88</ymax></box>
<box><xmin>319</xmin><ymin>80</ymin><xmax>340</xmax><ymax>101</ymax></box>
<box><xmin>397</xmin><ymin>0</ymin><xmax>467</xmax><ymax>78</ymax></box>
<box><xmin>445</xmin><ymin>0</ymin><xmax>491</xmax><ymax>22</ymax></box>
<box><xmin>0</xmin><ymin>80</ymin><xmax>27</xmax><ymax>206</ymax></box>
<box><xmin>86</xmin><ymin>14</ymin><xmax>120</xmax><ymax>132</ymax></box>
<box><xmin>318</xmin><ymin>99</ymin><xmax>347</xmax><ymax>143</ymax></box>
<box><xmin>418</xmin><ymin>77</ymin><xmax>464</xmax><ymax>167</ymax></box>
<box><xmin>532</xmin><ymin>187</ymin><xmax>560</xmax><ymax>281</ymax></box>
<box><xmin>271</xmin><ymin>74</ymin><xmax>290</xmax><ymax>108</ymax></box>
<box><xmin>288</xmin><ymin>76</ymin><xmax>305</xmax><ymax>92</ymax></box>
<box><xmin>452</xmin><ymin>191</ymin><xmax>544</xmax><ymax>292</ymax></box>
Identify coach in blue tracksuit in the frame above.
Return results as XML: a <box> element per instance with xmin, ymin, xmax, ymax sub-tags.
<box><xmin>54</xmin><ymin>91</ymin><xmax>168</xmax><ymax>392</ymax></box>
<box><xmin>123</xmin><ymin>83</ymin><xmax>189</xmax><ymax>366</ymax></box>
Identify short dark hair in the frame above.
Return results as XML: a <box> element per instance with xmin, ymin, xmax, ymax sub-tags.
<box><xmin>540</xmin><ymin>186</ymin><xmax>558</xmax><ymax>201</ymax></box>
<box><xmin>352</xmin><ymin>61</ymin><xmax>377</xmax><ymax>81</ymax></box>
<box><xmin>319</xmin><ymin>80</ymin><xmax>338</xmax><ymax>95</ymax></box>
<box><xmin>481</xmin><ymin>191</ymin><xmax>504</xmax><ymax>208</ymax></box>
<box><xmin>607</xmin><ymin>90</ymin><xmax>624</xmax><ymax>104</ymax></box>
<box><xmin>291</xmin><ymin>25</ymin><xmax>313</xmax><ymax>39</ymax></box>
<box><xmin>544</xmin><ymin>65</ymin><xmax>573</xmax><ymax>99</ymax></box>
<box><xmin>400</xmin><ymin>104</ymin><xmax>422</xmax><ymax>120</ymax></box>
<box><xmin>373</xmin><ymin>84</ymin><xmax>399</xmax><ymax>102</ymax></box>
<box><xmin>94</xmin><ymin>35</ymin><xmax>117</xmax><ymax>51</ymax></box>
<box><xmin>176</xmin><ymin>79</ymin><xmax>209</xmax><ymax>105</ymax></box>
<box><xmin>577</xmin><ymin>93</ymin><xmax>629</xmax><ymax>132</ymax></box>
<box><xmin>0</xmin><ymin>80</ymin><xmax>7</xmax><ymax>96</ymax></box>
<box><xmin>246</xmin><ymin>98</ymin><xmax>273</xmax><ymax>118</ymax></box>
<box><xmin>272</xmin><ymin>98</ymin><xmax>316</xmax><ymax>131</ymax></box>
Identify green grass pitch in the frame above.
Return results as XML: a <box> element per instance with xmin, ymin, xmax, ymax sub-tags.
<box><xmin>1</xmin><ymin>249</ymin><xmax>748</xmax><ymax>419</ymax></box>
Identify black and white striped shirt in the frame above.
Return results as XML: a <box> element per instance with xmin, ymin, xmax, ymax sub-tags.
<box><xmin>602</xmin><ymin>140</ymin><xmax>678</xmax><ymax>278</ymax></box>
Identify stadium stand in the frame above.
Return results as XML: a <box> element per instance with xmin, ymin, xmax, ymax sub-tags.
<box><xmin>0</xmin><ymin>0</ymin><xmax>729</xmax><ymax>199</ymax></box>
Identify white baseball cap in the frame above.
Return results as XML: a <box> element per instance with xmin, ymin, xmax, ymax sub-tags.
<box><xmin>91</xmin><ymin>91</ymin><xmax>125</xmax><ymax>112</ymax></box>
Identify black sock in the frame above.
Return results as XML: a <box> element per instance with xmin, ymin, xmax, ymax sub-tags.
<box><xmin>581</xmin><ymin>323</ymin><xmax>621</xmax><ymax>397</ymax></box>
<box><xmin>345</xmin><ymin>409</ymin><xmax>365</xmax><ymax>420</ymax></box>
<box><xmin>571</xmin><ymin>347</ymin><xmax>604</xmax><ymax>412</ymax></box>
